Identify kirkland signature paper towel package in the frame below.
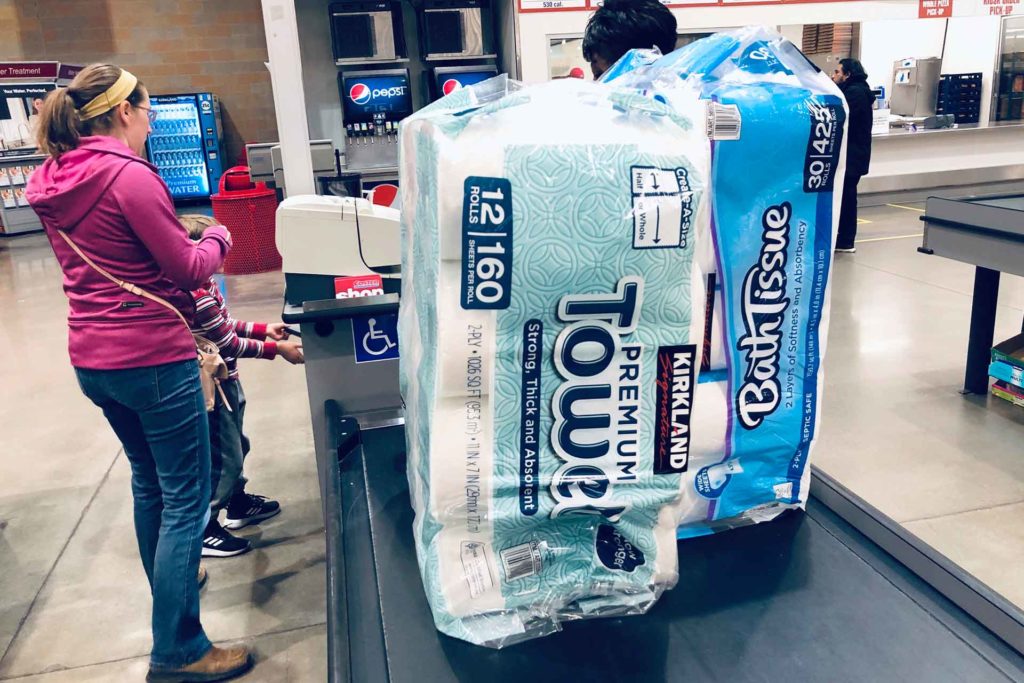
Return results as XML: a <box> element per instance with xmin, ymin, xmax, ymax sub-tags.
<box><xmin>606</xmin><ymin>26</ymin><xmax>848</xmax><ymax>538</ymax></box>
<box><xmin>399</xmin><ymin>76</ymin><xmax>713</xmax><ymax>646</ymax></box>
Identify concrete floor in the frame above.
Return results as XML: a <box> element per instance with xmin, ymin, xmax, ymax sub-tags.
<box><xmin>818</xmin><ymin>201</ymin><xmax>1024</xmax><ymax>609</ymax></box>
<box><xmin>0</xmin><ymin>234</ymin><xmax>325</xmax><ymax>681</ymax></box>
<box><xmin>1</xmin><ymin>199</ymin><xmax>1023</xmax><ymax>680</ymax></box>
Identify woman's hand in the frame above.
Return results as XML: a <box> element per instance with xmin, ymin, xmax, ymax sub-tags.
<box><xmin>278</xmin><ymin>340</ymin><xmax>304</xmax><ymax>365</ymax></box>
<box><xmin>266</xmin><ymin>322</ymin><xmax>289</xmax><ymax>340</ymax></box>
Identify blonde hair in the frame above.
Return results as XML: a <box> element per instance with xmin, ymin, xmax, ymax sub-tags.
<box><xmin>35</xmin><ymin>64</ymin><xmax>147</xmax><ymax>158</ymax></box>
<box><xmin>179</xmin><ymin>214</ymin><xmax>222</xmax><ymax>240</ymax></box>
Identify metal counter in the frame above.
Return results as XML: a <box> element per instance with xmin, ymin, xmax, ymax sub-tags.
<box><xmin>920</xmin><ymin>194</ymin><xmax>1024</xmax><ymax>394</ymax></box>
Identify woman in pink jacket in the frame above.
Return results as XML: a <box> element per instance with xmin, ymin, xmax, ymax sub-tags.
<box><xmin>27</xmin><ymin>64</ymin><xmax>252</xmax><ymax>682</ymax></box>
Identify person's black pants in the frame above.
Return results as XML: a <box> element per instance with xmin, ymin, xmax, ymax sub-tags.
<box><xmin>837</xmin><ymin>172</ymin><xmax>863</xmax><ymax>249</ymax></box>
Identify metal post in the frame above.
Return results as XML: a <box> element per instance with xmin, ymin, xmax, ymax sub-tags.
<box><xmin>963</xmin><ymin>266</ymin><xmax>1000</xmax><ymax>395</ymax></box>
<box><xmin>261</xmin><ymin>0</ymin><xmax>315</xmax><ymax>197</ymax></box>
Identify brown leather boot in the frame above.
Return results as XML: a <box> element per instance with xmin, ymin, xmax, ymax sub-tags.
<box><xmin>146</xmin><ymin>645</ymin><xmax>253</xmax><ymax>682</ymax></box>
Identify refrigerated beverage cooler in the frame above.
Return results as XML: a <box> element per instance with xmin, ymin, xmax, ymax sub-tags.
<box><xmin>145</xmin><ymin>93</ymin><xmax>225</xmax><ymax>201</ymax></box>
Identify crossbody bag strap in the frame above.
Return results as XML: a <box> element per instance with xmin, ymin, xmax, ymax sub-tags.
<box><xmin>58</xmin><ymin>229</ymin><xmax>234</xmax><ymax>411</ymax></box>
<box><xmin>57</xmin><ymin>229</ymin><xmax>194</xmax><ymax>334</ymax></box>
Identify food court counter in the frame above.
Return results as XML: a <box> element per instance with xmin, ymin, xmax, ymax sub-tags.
<box><xmin>863</xmin><ymin>121</ymin><xmax>1024</xmax><ymax>195</ymax></box>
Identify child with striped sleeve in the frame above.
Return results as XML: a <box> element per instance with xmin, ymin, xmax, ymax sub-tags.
<box><xmin>181</xmin><ymin>215</ymin><xmax>305</xmax><ymax>557</ymax></box>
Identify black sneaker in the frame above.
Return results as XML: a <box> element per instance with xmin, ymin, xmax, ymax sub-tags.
<box><xmin>202</xmin><ymin>519</ymin><xmax>252</xmax><ymax>558</ymax></box>
<box><xmin>224</xmin><ymin>492</ymin><xmax>281</xmax><ymax>530</ymax></box>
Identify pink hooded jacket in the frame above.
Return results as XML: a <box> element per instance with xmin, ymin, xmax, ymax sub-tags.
<box><xmin>26</xmin><ymin>136</ymin><xmax>230</xmax><ymax>370</ymax></box>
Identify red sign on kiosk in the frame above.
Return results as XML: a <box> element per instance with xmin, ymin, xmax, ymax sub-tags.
<box><xmin>335</xmin><ymin>274</ymin><xmax>385</xmax><ymax>299</ymax></box>
<box><xmin>919</xmin><ymin>0</ymin><xmax>953</xmax><ymax>17</ymax></box>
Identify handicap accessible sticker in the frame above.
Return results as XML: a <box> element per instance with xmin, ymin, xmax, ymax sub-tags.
<box><xmin>352</xmin><ymin>313</ymin><xmax>399</xmax><ymax>364</ymax></box>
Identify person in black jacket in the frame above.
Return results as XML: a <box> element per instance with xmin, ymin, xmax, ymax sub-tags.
<box><xmin>833</xmin><ymin>58</ymin><xmax>874</xmax><ymax>253</ymax></box>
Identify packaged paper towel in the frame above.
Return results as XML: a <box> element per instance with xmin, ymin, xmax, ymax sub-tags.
<box><xmin>606</xmin><ymin>27</ymin><xmax>848</xmax><ymax>538</ymax></box>
<box><xmin>399</xmin><ymin>77</ymin><xmax>711</xmax><ymax>646</ymax></box>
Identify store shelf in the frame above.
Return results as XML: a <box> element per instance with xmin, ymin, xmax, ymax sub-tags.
<box><xmin>0</xmin><ymin>153</ymin><xmax>44</xmax><ymax>236</ymax></box>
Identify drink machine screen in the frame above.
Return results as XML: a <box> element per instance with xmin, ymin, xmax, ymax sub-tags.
<box><xmin>432</xmin><ymin>66</ymin><xmax>497</xmax><ymax>100</ymax></box>
<box><xmin>340</xmin><ymin>69</ymin><xmax>412</xmax><ymax>140</ymax></box>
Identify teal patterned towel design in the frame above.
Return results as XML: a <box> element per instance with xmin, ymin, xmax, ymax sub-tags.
<box><xmin>399</xmin><ymin>79</ymin><xmax>710</xmax><ymax>647</ymax></box>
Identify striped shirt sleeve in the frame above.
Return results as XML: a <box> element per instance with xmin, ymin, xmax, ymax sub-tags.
<box><xmin>191</xmin><ymin>286</ymin><xmax>277</xmax><ymax>361</ymax></box>
<box><xmin>234</xmin><ymin>320</ymin><xmax>269</xmax><ymax>340</ymax></box>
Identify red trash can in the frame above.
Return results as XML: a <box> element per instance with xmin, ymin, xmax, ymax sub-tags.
<box><xmin>211</xmin><ymin>166</ymin><xmax>281</xmax><ymax>274</ymax></box>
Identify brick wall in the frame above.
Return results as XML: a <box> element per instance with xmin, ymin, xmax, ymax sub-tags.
<box><xmin>0</xmin><ymin>0</ymin><xmax>278</xmax><ymax>165</ymax></box>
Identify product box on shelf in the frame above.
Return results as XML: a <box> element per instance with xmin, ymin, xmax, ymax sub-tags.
<box><xmin>989</xmin><ymin>360</ymin><xmax>1024</xmax><ymax>390</ymax></box>
<box><xmin>991</xmin><ymin>332</ymin><xmax>1024</xmax><ymax>369</ymax></box>
<box><xmin>0</xmin><ymin>154</ymin><xmax>44</xmax><ymax>234</ymax></box>
<box><xmin>992</xmin><ymin>380</ymin><xmax>1024</xmax><ymax>407</ymax></box>
<box><xmin>988</xmin><ymin>333</ymin><xmax>1024</xmax><ymax>394</ymax></box>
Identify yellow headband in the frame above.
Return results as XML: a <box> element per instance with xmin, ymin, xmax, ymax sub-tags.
<box><xmin>77</xmin><ymin>69</ymin><xmax>138</xmax><ymax>121</ymax></box>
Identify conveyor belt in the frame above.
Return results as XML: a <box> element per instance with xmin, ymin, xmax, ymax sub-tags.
<box><xmin>329</xmin><ymin>424</ymin><xmax>1024</xmax><ymax>683</ymax></box>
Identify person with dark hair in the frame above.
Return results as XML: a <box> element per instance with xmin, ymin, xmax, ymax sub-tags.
<box><xmin>582</xmin><ymin>0</ymin><xmax>677</xmax><ymax>80</ymax></box>
<box><xmin>832</xmin><ymin>57</ymin><xmax>874</xmax><ymax>253</ymax></box>
<box><xmin>26</xmin><ymin>64</ymin><xmax>253</xmax><ymax>681</ymax></box>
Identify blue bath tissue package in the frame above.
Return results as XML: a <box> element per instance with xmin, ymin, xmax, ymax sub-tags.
<box><xmin>399</xmin><ymin>78</ymin><xmax>712</xmax><ymax>647</ymax></box>
<box><xmin>597</xmin><ymin>47</ymin><xmax>663</xmax><ymax>84</ymax></box>
<box><xmin>606</xmin><ymin>27</ymin><xmax>848</xmax><ymax>538</ymax></box>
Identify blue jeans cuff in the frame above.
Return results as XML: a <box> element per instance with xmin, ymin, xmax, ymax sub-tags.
<box><xmin>150</xmin><ymin>633</ymin><xmax>212</xmax><ymax>670</ymax></box>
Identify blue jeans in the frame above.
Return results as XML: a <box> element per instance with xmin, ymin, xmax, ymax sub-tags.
<box><xmin>209</xmin><ymin>380</ymin><xmax>249</xmax><ymax>511</ymax></box>
<box><xmin>75</xmin><ymin>359</ymin><xmax>212</xmax><ymax>668</ymax></box>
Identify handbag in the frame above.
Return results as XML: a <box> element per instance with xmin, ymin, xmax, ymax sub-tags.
<box><xmin>57</xmin><ymin>230</ymin><xmax>231</xmax><ymax>412</ymax></box>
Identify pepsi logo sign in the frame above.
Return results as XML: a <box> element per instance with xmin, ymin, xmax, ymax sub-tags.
<box><xmin>442</xmin><ymin>78</ymin><xmax>463</xmax><ymax>96</ymax></box>
<box><xmin>349</xmin><ymin>83</ymin><xmax>407</xmax><ymax>105</ymax></box>
<box><xmin>349</xmin><ymin>83</ymin><xmax>371</xmax><ymax>105</ymax></box>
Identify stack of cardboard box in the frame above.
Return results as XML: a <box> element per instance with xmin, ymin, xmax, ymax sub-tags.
<box><xmin>989</xmin><ymin>334</ymin><xmax>1024</xmax><ymax>406</ymax></box>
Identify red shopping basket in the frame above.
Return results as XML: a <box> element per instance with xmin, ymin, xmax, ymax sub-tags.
<box><xmin>211</xmin><ymin>166</ymin><xmax>281</xmax><ymax>275</ymax></box>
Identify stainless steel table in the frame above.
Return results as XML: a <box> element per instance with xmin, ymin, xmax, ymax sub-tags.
<box><xmin>920</xmin><ymin>194</ymin><xmax>1024</xmax><ymax>394</ymax></box>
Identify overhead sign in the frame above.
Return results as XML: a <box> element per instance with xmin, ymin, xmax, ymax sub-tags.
<box><xmin>920</xmin><ymin>0</ymin><xmax>954</xmax><ymax>17</ymax></box>
<box><xmin>519</xmin><ymin>0</ymin><xmax>586</xmax><ymax>10</ymax></box>
<box><xmin>58</xmin><ymin>64</ymin><xmax>84</xmax><ymax>83</ymax></box>
<box><xmin>520</xmin><ymin>0</ymin><xmax>860</xmax><ymax>12</ymax></box>
<box><xmin>982</xmin><ymin>0</ymin><xmax>1021</xmax><ymax>15</ymax></box>
<box><xmin>0</xmin><ymin>62</ymin><xmax>59</xmax><ymax>81</ymax></box>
